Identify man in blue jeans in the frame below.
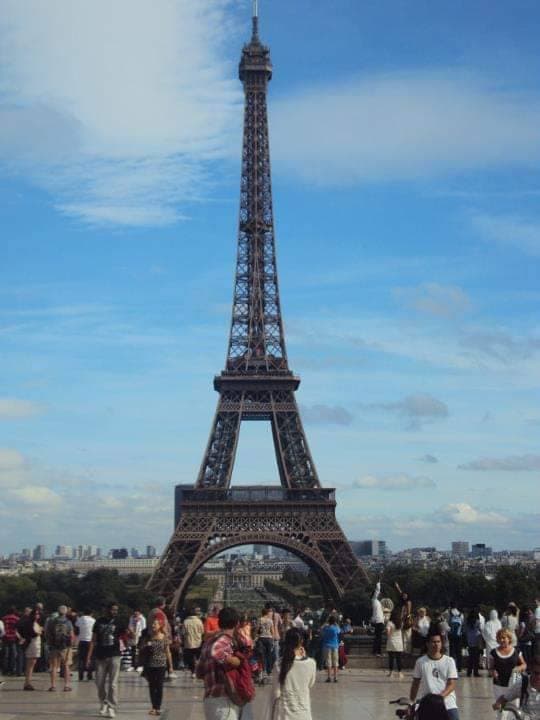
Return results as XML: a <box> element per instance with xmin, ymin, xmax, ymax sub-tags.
<box><xmin>410</xmin><ymin>633</ymin><xmax>460</xmax><ymax>720</ymax></box>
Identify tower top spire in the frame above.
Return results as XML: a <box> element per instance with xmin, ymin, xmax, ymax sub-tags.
<box><xmin>252</xmin><ymin>0</ymin><xmax>259</xmax><ymax>42</ymax></box>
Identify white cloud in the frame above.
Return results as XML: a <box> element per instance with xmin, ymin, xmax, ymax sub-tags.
<box><xmin>458</xmin><ymin>454</ymin><xmax>540</xmax><ymax>472</ymax></box>
<box><xmin>0</xmin><ymin>0</ymin><xmax>241</xmax><ymax>226</ymax></box>
<box><xmin>394</xmin><ymin>283</ymin><xmax>472</xmax><ymax>318</ymax></box>
<box><xmin>440</xmin><ymin>502</ymin><xmax>509</xmax><ymax>526</ymax></box>
<box><xmin>271</xmin><ymin>70</ymin><xmax>540</xmax><ymax>185</ymax></box>
<box><xmin>0</xmin><ymin>398</ymin><xmax>42</xmax><ymax>419</ymax></box>
<box><xmin>472</xmin><ymin>213</ymin><xmax>540</xmax><ymax>257</ymax></box>
<box><xmin>0</xmin><ymin>448</ymin><xmax>25</xmax><ymax>473</ymax></box>
<box><xmin>353</xmin><ymin>473</ymin><xmax>435</xmax><ymax>490</ymax></box>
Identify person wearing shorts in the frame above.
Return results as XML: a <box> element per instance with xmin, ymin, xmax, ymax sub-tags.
<box><xmin>46</xmin><ymin>606</ymin><xmax>74</xmax><ymax>692</ymax></box>
<box><xmin>321</xmin><ymin>615</ymin><xmax>340</xmax><ymax>683</ymax></box>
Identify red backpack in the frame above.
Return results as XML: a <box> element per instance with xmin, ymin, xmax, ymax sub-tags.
<box><xmin>224</xmin><ymin>651</ymin><xmax>255</xmax><ymax>706</ymax></box>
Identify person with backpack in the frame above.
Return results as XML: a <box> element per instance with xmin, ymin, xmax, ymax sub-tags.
<box><xmin>197</xmin><ymin>606</ymin><xmax>246</xmax><ymax>720</ymax></box>
<box><xmin>46</xmin><ymin>605</ymin><xmax>74</xmax><ymax>692</ymax></box>
<box><xmin>448</xmin><ymin>607</ymin><xmax>464</xmax><ymax>673</ymax></box>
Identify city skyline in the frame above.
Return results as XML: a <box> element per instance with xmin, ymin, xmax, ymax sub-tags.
<box><xmin>1</xmin><ymin>1</ymin><xmax>539</xmax><ymax>552</ymax></box>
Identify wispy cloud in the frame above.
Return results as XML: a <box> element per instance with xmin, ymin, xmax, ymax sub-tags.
<box><xmin>458</xmin><ymin>454</ymin><xmax>540</xmax><ymax>471</ymax></box>
<box><xmin>353</xmin><ymin>473</ymin><xmax>435</xmax><ymax>490</ymax></box>
<box><xmin>419</xmin><ymin>454</ymin><xmax>439</xmax><ymax>464</ymax></box>
<box><xmin>271</xmin><ymin>70</ymin><xmax>540</xmax><ymax>185</ymax></box>
<box><xmin>472</xmin><ymin>213</ymin><xmax>540</xmax><ymax>257</ymax></box>
<box><xmin>300</xmin><ymin>404</ymin><xmax>353</xmax><ymax>426</ymax></box>
<box><xmin>0</xmin><ymin>398</ymin><xmax>42</xmax><ymax>420</ymax></box>
<box><xmin>361</xmin><ymin>393</ymin><xmax>449</xmax><ymax>430</ymax></box>
<box><xmin>0</xmin><ymin>0</ymin><xmax>241</xmax><ymax>226</ymax></box>
<box><xmin>394</xmin><ymin>283</ymin><xmax>472</xmax><ymax>318</ymax></box>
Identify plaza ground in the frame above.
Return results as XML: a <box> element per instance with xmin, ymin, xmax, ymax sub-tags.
<box><xmin>0</xmin><ymin>667</ymin><xmax>498</xmax><ymax>720</ymax></box>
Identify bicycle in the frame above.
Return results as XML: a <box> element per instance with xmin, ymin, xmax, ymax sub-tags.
<box><xmin>389</xmin><ymin>697</ymin><xmax>418</xmax><ymax>720</ymax></box>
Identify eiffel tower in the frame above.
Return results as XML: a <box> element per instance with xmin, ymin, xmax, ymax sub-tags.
<box><xmin>147</xmin><ymin>5</ymin><xmax>367</xmax><ymax>609</ymax></box>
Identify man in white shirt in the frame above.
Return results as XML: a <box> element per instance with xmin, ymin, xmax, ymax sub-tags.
<box><xmin>371</xmin><ymin>577</ymin><xmax>384</xmax><ymax>656</ymax></box>
<box><xmin>75</xmin><ymin>609</ymin><xmax>96</xmax><ymax>681</ymax></box>
<box><xmin>410</xmin><ymin>633</ymin><xmax>459</xmax><ymax>720</ymax></box>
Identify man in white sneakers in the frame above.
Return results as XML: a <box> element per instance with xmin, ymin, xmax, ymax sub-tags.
<box><xmin>410</xmin><ymin>632</ymin><xmax>460</xmax><ymax>720</ymax></box>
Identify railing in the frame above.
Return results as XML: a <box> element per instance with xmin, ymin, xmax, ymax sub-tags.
<box><xmin>181</xmin><ymin>486</ymin><xmax>335</xmax><ymax>504</ymax></box>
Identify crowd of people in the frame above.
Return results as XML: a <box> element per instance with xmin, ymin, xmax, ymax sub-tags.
<box><xmin>1</xmin><ymin>591</ymin><xmax>539</xmax><ymax>720</ymax></box>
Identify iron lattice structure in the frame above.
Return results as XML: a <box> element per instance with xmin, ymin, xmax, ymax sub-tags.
<box><xmin>148</xmin><ymin>11</ymin><xmax>367</xmax><ymax>610</ymax></box>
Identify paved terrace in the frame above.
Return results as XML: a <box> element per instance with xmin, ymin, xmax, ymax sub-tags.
<box><xmin>0</xmin><ymin>667</ymin><xmax>496</xmax><ymax>720</ymax></box>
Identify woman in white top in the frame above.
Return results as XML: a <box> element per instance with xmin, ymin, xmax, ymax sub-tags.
<box><xmin>386</xmin><ymin>608</ymin><xmax>404</xmax><ymax>679</ymax></box>
<box><xmin>483</xmin><ymin>610</ymin><xmax>502</xmax><ymax>655</ymax></box>
<box><xmin>267</xmin><ymin>628</ymin><xmax>316</xmax><ymax>720</ymax></box>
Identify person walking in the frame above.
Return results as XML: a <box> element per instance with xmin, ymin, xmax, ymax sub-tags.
<box><xmin>139</xmin><ymin>618</ymin><xmax>173</xmax><ymax>716</ymax></box>
<box><xmin>320</xmin><ymin>615</ymin><xmax>340</xmax><ymax>683</ymax></box>
<box><xmin>267</xmin><ymin>627</ymin><xmax>316</xmax><ymax>720</ymax></box>
<box><xmin>448</xmin><ymin>607</ymin><xmax>464</xmax><ymax>673</ymax></box>
<box><xmin>371</xmin><ymin>577</ymin><xmax>385</xmax><ymax>657</ymax></box>
<box><xmin>76</xmin><ymin>609</ymin><xmax>95</xmax><ymax>681</ymax></box>
<box><xmin>518</xmin><ymin>607</ymin><xmax>536</xmax><ymax>668</ymax></box>
<box><xmin>87</xmin><ymin>602</ymin><xmax>126</xmax><ymax>718</ymax></box>
<box><xmin>183</xmin><ymin>607</ymin><xmax>205</xmax><ymax>679</ymax></box>
<box><xmin>204</xmin><ymin>607</ymin><xmax>220</xmax><ymax>639</ymax></box>
<box><xmin>465</xmin><ymin>610</ymin><xmax>483</xmax><ymax>677</ymax></box>
<box><xmin>489</xmin><ymin>628</ymin><xmax>527</xmax><ymax>720</ymax></box>
<box><xmin>409</xmin><ymin>633</ymin><xmax>460</xmax><ymax>720</ymax></box>
<box><xmin>386</xmin><ymin>608</ymin><xmax>404</xmax><ymax>679</ymax></box>
<box><xmin>197</xmin><ymin>606</ymin><xmax>242</xmax><ymax>720</ymax></box>
<box><xmin>46</xmin><ymin>605</ymin><xmax>73</xmax><ymax>692</ymax></box>
<box><xmin>127</xmin><ymin>609</ymin><xmax>146</xmax><ymax>670</ymax></box>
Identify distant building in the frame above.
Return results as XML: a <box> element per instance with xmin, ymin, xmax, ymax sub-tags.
<box><xmin>55</xmin><ymin>545</ymin><xmax>73</xmax><ymax>559</ymax></box>
<box><xmin>33</xmin><ymin>544</ymin><xmax>46</xmax><ymax>561</ymax></box>
<box><xmin>354</xmin><ymin>540</ymin><xmax>387</xmax><ymax>557</ymax></box>
<box><xmin>111</xmin><ymin>548</ymin><xmax>128</xmax><ymax>559</ymax></box>
<box><xmin>471</xmin><ymin>543</ymin><xmax>492</xmax><ymax>558</ymax></box>
<box><xmin>21</xmin><ymin>548</ymin><xmax>31</xmax><ymax>559</ymax></box>
<box><xmin>452</xmin><ymin>541</ymin><xmax>469</xmax><ymax>557</ymax></box>
<box><xmin>146</xmin><ymin>545</ymin><xmax>157</xmax><ymax>558</ymax></box>
<box><xmin>130</xmin><ymin>547</ymin><xmax>140</xmax><ymax>559</ymax></box>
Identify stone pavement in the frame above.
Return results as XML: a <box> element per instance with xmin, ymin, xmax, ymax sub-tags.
<box><xmin>0</xmin><ymin>667</ymin><xmax>497</xmax><ymax>720</ymax></box>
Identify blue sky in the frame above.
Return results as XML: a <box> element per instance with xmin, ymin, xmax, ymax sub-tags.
<box><xmin>1</xmin><ymin>0</ymin><xmax>539</xmax><ymax>555</ymax></box>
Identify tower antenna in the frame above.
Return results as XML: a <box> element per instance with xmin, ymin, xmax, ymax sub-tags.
<box><xmin>252</xmin><ymin>0</ymin><xmax>259</xmax><ymax>40</ymax></box>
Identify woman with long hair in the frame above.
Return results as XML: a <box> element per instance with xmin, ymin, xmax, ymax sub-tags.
<box><xmin>16</xmin><ymin>608</ymin><xmax>43</xmax><ymax>691</ymax></box>
<box><xmin>139</xmin><ymin>618</ymin><xmax>173</xmax><ymax>716</ymax></box>
<box><xmin>386</xmin><ymin>608</ymin><xmax>404</xmax><ymax>679</ymax></box>
<box><xmin>267</xmin><ymin>628</ymin><xmax>316</xmax><ymax>720</ymax></box>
